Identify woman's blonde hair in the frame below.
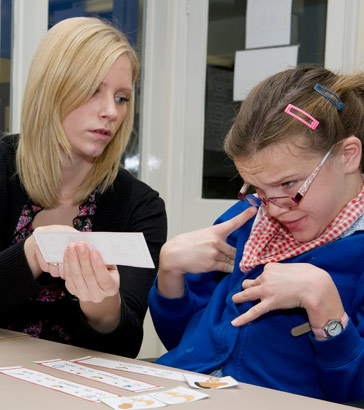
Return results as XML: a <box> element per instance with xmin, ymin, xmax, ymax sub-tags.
<box><xmin>16</xmin><ymin>17</ymin><xmax>139</xmax><ymax>208</ymax></box>
<box><xmin>224</xmin><ymin>65</ymin><xmax>364</xmax><ymax>169</ymax></box>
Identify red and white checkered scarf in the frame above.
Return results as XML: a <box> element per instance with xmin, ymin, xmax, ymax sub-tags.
<box><xmin>239</xmin><ymin>186</ymin><xmax>364</xmax><ymax>273</ymax></box>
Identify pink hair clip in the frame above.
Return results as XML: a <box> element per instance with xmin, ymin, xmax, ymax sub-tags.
<box><xmin>284</xmin><ymin>104</ymin><xmax>319</xmax><ymax>130</ymax></box>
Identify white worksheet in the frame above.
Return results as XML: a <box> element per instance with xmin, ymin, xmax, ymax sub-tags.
<box><xmin>33</xmin><ymin>231</ymin><xmax>154</xmax><ymax>267</ymax></box>
<box><xmin>0</xmin><ymin>366</ymin><xmax>118</xmax><ymax>402</ymax></box>
<box><xmin>36</xmin><ymin>359</ymin><xmax>161</xmax><ymax>392</ymax></box>
<box><xmin>74</xmin><ymin>356</ymin><xmax>186</xmax><ymax>382</ymax></box>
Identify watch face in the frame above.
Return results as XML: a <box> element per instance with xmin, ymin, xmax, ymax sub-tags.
<box><xmin>326</xmin><ymin>320</ymin><xmax>343</xmax><ymax>337</ymax></box>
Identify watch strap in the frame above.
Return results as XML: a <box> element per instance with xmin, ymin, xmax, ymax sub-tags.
<box><xmin>311</xmin><ymin>312</ymin><xmax>349</xmax><ymax>339</ymax></box>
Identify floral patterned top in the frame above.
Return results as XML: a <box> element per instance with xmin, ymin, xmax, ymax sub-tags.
<box><xmin>10</xmin><ymin>189</ymin><xmax>97</xmax><ymax>342</ymax></box>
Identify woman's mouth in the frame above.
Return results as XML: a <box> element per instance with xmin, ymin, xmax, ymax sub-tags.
<box><xmin>91</xmin><ymin>129</ymin><xmax>111</xmax><ymax>140</ymax></box>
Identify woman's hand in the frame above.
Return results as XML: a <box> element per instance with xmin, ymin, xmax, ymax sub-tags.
<box><xmin>62</xmin><ymin>242</ymin><xmax>119</xmax><ymax>303</ymax></box>
<box><xmin>157</xmin><ymin>206</ymin><xmax>257</xmax><ymax>298</ymax></box>
<box><xmin>62</xmin><ymin>242</ymin><xmax>121</xmax><ymax>332</ymax></box>
<box><xmin>27</xmin><ymin>225</ymin><xmax>121</xmax><ymax>332</ymax></box>
<box><xmin>25</xmin><ymin>225</ymin><xmax>77</xmax><ymax>279</ymax></box>
<box><xmin>231</xmin><ymin>262</ymin><xmax>345</xmax><ymax>332</ymax></box>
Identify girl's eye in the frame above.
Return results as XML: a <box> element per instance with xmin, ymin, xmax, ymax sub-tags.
<box><xmin>255</xmin><ymin>187</ymin><xmax>265</xmax><ymax>196</ymax></box>
<box><xmin>282</xmin><ymin>180</ymin><xmax>296</xmax><ymax>189</ymax></box>
<box><xmin>115</xmin><ymin>96</ymin><xmax>130</xmax><ymax>104</ymax></box>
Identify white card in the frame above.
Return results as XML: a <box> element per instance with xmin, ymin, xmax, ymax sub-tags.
<box><xmin>33</xmin><ymin>231</ymin><xmax>154</xmax><ymax>268</ymax></box>
<box><xmin>0</xmin><ymin>366</ymin><xmax>118</xmax><ymax>402</ymax></box>
<box><xmin>149</xmin><ymin>386</ymin><xmax>209</xmax><ymax>404</ymax></box>
<box><xmin>74</xmin><ymin>356</ymin><xmax>186</xmax><ymax>382</ymax></box>
<box><xmin>183</xmin><ymin>373</ymin><xmax>239</xmax><ymax>389</ymax></box>
<box><xmin>101</xmin><ymin>394</ymin><xmax>167</xmax><ymax>409</ymax></box>
<box><xmin>36</xmin><ymin>359</ymin><xmax>160</xmax><ymax>392</ymax></box>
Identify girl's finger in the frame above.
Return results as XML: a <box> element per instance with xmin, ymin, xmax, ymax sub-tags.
<box><xmin>215</xmin><ymin>207</ymin><xmax>257</xmax><ymax>238</ymax></box>
<box><xmin>231</xmin><ymin>299</ymin><xmax>270</xmax><ymax>327</ymax></box>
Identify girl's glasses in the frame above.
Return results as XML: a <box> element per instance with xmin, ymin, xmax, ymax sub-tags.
<box><xmin>238</xmin><ymin>145</ymin><xmax>335</xmax><ymax>208</ymax></box>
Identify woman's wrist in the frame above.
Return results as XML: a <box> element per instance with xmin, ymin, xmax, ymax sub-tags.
<box><xmin>80</xmin><ymin>293</ymin><xmax>121</xmax><ymax>333</ymax></box>
<box><xmin>24</xmin><ymin>235</ymin><xmax>42</xmax><ymax>279</ymax></box>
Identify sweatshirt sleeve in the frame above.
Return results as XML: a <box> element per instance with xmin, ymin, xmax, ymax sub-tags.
<box><xmin>149</xmin><ymin>271</ymin><xmax>221</xmax><ymax>351</ymax></box>
<box><xmin>148</xmin><ymin>200</ymin><xmax>253</xmax><ymax>351</ymax></box>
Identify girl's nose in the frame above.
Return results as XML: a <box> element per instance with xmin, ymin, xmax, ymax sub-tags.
<box><xmin>266</xmin><ymin>202</ymin><xmax>292</xmax><ymax>218</ymax></box>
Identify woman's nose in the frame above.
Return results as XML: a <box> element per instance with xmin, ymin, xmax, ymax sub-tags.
<box><xmin>100</xmin><ymin>97</ymin><xmax>117</xmax><ymax>120</ymax></box>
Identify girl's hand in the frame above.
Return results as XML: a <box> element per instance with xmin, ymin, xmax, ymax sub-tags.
<box><xmin>231</xmin><ymin>262</ymin><xmax>345</xmax><ymax>330</ymax></box>
<box><xmin>157</xmin><ymin>206</ymin><xmax>257</xmax><ymax>298</ymax></box>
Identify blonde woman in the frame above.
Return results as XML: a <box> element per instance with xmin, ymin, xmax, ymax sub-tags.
<box><xmin>0</xmin><ymin>17</ymin><xmax>166</xmax><ymax>357</ymax></box>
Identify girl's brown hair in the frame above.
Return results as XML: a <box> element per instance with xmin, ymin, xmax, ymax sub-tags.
<box><xmin>224</xmin><ymin>65</ymin><xmax>364</xmax><ymax>169</ymax></box>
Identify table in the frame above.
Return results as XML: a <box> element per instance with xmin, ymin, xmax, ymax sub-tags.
<box><xmin>0</xmin><ymin>329</ymin><xmax>351</xmax><ymax>410</ymax></box>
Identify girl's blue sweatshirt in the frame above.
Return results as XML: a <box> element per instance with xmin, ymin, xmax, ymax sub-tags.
<box><xmin>149</xmin><ymin>201</ymin><xmax>364</xmax><ymax>403</ymax></box>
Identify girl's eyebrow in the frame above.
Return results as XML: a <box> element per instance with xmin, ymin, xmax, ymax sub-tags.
<box><xmin>246</xmin><ymin>173</ymin><xmax>302</xmax><ymax>188</ymax></box>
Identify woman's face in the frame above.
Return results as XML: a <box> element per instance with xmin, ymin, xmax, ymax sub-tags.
<box><xmin>234</xmin><ymin>138</ymin><xmax>360</xmax><ymax>242</ymax></box>
<box><xmin>61</xmin><ymin>54</ymin><xmax>132</xmax><ymax>164</ymax></box>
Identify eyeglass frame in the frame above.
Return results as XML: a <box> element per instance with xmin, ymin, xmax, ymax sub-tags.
<box><xmin>238</xmin><ymin>144</ymin><xmax>336</xmax><ymax>208</ymax></box>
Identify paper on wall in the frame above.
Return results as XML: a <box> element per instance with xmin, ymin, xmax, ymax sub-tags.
<box><xmin>246</xmin><ymin>0</ymin><xmax>292</xmax><ymax>49</ymax></box>
<box><xmin>233</xmin><ymin>45</ymin><xmax>298</xmax><ymax>101</ymax></box>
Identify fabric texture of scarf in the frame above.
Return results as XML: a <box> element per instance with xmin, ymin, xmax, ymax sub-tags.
<box><xmin>240</xmin><ymin>185</ymin><xmax>364</xmax><ymax>273</ymax></box>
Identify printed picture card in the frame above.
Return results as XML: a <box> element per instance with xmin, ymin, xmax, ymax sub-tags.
<box><xmin>183</xmin><ymin>373</ymin><xmax>239</xmax><ymax>389</ymax></box>
<box><xmin>101</xmin><ymin>394</ymin><xmax>167</xmax><ymax>409</ymax></box>
<box><xmin>74</xmin><ymin>356</ymin><xmax>186</xmax><ymax>382</ymax></box>
<box><xmin>36</xmin><ymin>359</ymin><xmax>161</xmax><ymax>392</ymax></box>
<box><xmin>0</xmin><ymin>366</ymin><xmax>118</xmax><ymax>402</ymax></box>
<box><xmin>148</xmin><ymin>386</ymin><xmax>209</xmax><ymax>405</ymax></box>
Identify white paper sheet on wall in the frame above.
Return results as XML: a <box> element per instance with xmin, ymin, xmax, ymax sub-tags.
<box><xmin>246</xmin><ymin>0</ymin><xmax>292</xmax><ymax>49</ymax></box>
<box><xmin>233</xmin><ymin>45</ymin><xmax>298</xmax><ymax>101</ymax></box>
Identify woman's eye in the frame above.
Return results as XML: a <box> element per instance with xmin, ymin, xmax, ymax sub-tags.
<box><xmin>115</xmin><ymin>96</ymin><xmax>129</xmax><ymax>104</ymax></box>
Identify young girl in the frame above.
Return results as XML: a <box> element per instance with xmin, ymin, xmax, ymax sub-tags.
<box><xmin>149</xmin><ymin>65</ymin><xmax>364</xmax><ymax>403</ymax></box>
<box><xmin>0</xmin><ymin>17</ymin><xmax>167</xmax><ymax>357</ymax></box>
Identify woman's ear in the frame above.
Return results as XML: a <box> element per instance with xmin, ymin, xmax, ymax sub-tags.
<box><xmin>342</xmin><ymin>136</ymin><xmax>362</xmax><ymax>174</ymax></box>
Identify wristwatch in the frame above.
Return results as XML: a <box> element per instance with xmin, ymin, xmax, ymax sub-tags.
<box><xmin>311</xmin><ymin>312</ymin><xmax>349</xmax><ymax>339</ymax></box>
